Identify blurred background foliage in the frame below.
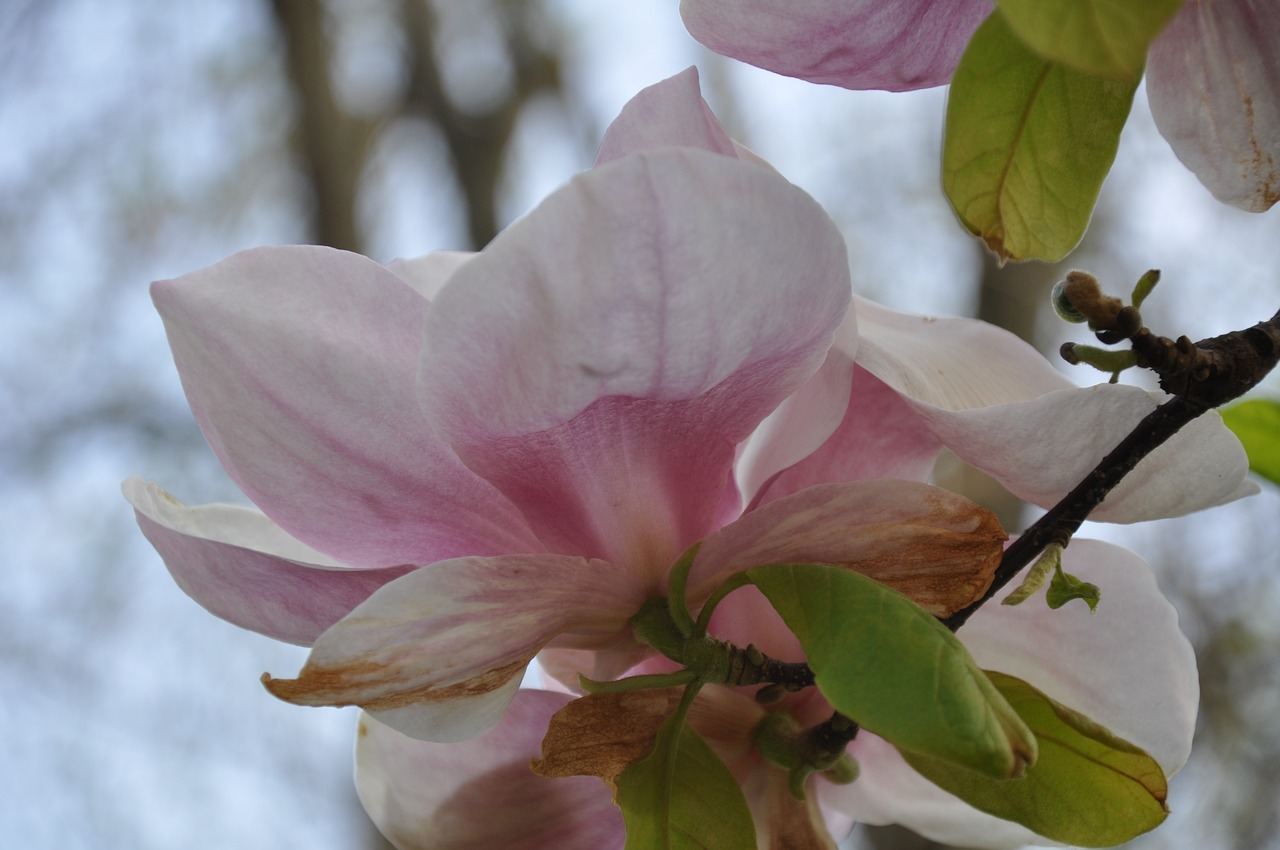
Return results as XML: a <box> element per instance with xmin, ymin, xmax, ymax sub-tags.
<box><xmin>1</xmin><ymin>1</ymin><xmax>1276</xmax><ymax>848</ymax></box>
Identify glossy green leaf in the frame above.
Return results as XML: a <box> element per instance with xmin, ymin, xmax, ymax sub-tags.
<box><xmin>904</xmin><ymin>671</ymin><xmax>1168</xmax><ymax>847</ymax></box>
<box><xmin>616</xmin><ymin>713</ymin><xmax>756</xmax><ymax>850</ymax></box>
<box><xmin>746</xmin><ymin>563</ymin><xmax>1035</xmax><ymax>779</ymax></box>
<box><xmin>1221</xmin><ymin>399</ymin><xmax>1280</xmax><ymax>487</ymax></box>
<box><xmin>943</xmin><ymin>13</ymin><xmax>1138</xmax><ymax>262</ymax></box>
<box><xmin>996</xmin><ymin>0</ymin><xmax>1184</xmax><ymax>78</ymax></box>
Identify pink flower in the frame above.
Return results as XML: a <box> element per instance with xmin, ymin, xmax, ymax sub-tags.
<box><xmin>127</xmin><ymin>69</ymin><xmax>1252</xmax><ymax>848</ymax></box>
<box><xmin>680</xmin><ymin>0</ymin><xmax>1280</xmax><ymax>211</ymax></box>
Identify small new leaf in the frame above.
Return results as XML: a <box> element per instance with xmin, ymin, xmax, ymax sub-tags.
<box><xmin>943</xmin><ymin>13</ymin><xmax>1139</xmax><ymax>261</ymax></box>
<box><xmin>746</xmin><ymin>563</ymin><xmax>1036</xmax><ymax>779</ymax></box>
<box><xmin>1046</xmin><ymin>562</ymin><xmax>1101</xmax><ymax>612</ymax></box>
<box><xmin>903</xmin><ymin>672</ymin><xmax>1168</xmax><ymax>847</ymax></box>
<box><xmin>616</xmin><ymin>711</ymin><xmax>757</xmax><ymax>850</ymax></box>
<box><xmin>1002</xmin><ymin>544</ymin><xmax>1062</xmax><ymax>606</ymax></box>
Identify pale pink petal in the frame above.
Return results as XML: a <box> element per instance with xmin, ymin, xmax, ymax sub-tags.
<box><xmin>1148</xmin><ymin>0</ymin><xmax>1280</xmax><ymax>211</ymax></box>
<box><xmin>853</xmin><ymin>297</ymin><xmax>1258</xmax><ymax>521</ymax></box>
<box><xmin>688</xmin><ymin>480</ymin><xmax>1005</xmax><ymax>619</ymax></box>
<box><xmin>826</xmin><ymin>539</ymin><xmax>1195</xmax><ymax>846</ymax></box>
<box><xmin>922</xmin><ymin>387</ymin><xmax>1258</xmax><ymax>522</ymax></box>
<box><xmin>680</xmin><ymin>0</ymin><xmax>992</xmax><ymax>91</ymax></box>
<box><xmin>829</xmin><ymin>733</ymin><xmax>1043</xmax><ymax>849</ymax></box>
<box><xmin>752</xmin><ymin>364</ymin><xmax>942</xmax><ymax>507</ymax></box>
<box><xmin>419</xmin><ymin>150</ymin><xmax>850</xmax><ymax>568</ymax></box>
<box><xmin>385</xmin><ymin>250</ymin><xmax>475</xmax><ymax>300</ymax></box>
<box><xmin>958</xmin><ymin>539</ymin><xmax>1198</xmax><ymax>773</ymax></box>
<box><xmin>596</xmin><ymin>67</ymin><xmax>740</xmax><ymax>165</ymax></box>
<box><xmin>261</xmin><ymin>553</ymin><xmax>651</xmax><ymax>741</ymax></box>
<box><xmin>356</xmin><ymin>693</ymin><xmax>625</xmax><ymax>850</ymax></box>
<box><xmin>735</xmin><ymin>344</ymin><xmax>855</xmax><ymax>506</ymax></box>
<box><xmin>851</xmin><ymin>296</ymin><xmax>1073</xmax><ymax>409</ymax></box>
<box><xmin>152</xmin><ymin>245</ymin><xmax>540</xmax><ymax>568</ymax></box>
<box><xmin>124</xmin><ymin>478</ymin><xmax>410</xmax><ymax>646</ymax></box>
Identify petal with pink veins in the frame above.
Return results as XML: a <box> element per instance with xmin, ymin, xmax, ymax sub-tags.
<box><xmin>680</xmin><ymin>0</ymin><xmax>993</xmax><ymax>91</ymax></box>
<box><xmin>262</xmin><ymin>552</ymin><xmax>652</xmax><ymax>741</ymax></box>
<box><xmin>124</xmin><ymin>477</ymin><xmax>411</xmax><ymax>646</ymax></box>
<box><xmin>1148</xmin><ymin>0</ymin><xmax>1280</xmax><ymax>212</ymax></box>
<box><xmin>419</xmin><ymin>150</ymin><xmax>850</xmax><ymax>567</ymax></box>
<box><xmin>356</xmin><ymin>693</ymin><xmax>625</xmax><ymax>850</ymax></box>
<box><xmin>151</xmin><ymin>245</ymin><xmax>540</xmax><ymax>568</ymax></box>
<box><xmin>596</xmin><ymin>67</ymin><xmax>741</xmax><ymax>165</ymax></box>
<box><xmin>852</xmin><ymin>297</ymin><xmax>1258</xmax><ymax>520</ymax></box>
<box><xmin>826</xmin><ymin>539</ymin><xmax>1196</xmax><ymax>846</ymax></box>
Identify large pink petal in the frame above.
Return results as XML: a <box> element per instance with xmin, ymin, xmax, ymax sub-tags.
<box><xmin>152</xmin><ymin>245</ymin><xmax>540</xmax><ymax>568</ymax></box>
<box><xmin>596</xmin><ymin>67</ymin><xmax>740</xmax><ymax>165</ymax></box>
<box><xmin>826</xmin><ymin>539</ymin><xmax>1196</xmax><ymax>846</ymax></box>
<box><xmin>1148</xmin><ymin>0</ymin><xmax>1280</xmax><ymax>211</ymax></box>
<box><xmin>688</xmin><ymin>480</ymin><xmax>1005</xmax><ymax>619</ymax></box>
<box><xmin>680</xmin><ymin>0</ymin><xmax>992</xmax><ymax>91</ymax></box>
<box><xmin>356</xmin><ymin>693</ymin><xmax>625</xmax><ymax>850</ymax></box>
<box><xmin>124</xmin><ymin>477</ymin><xmax>411</xmax><ymax>646</ymax></box>
<box><xmin>261</xmin><ymin>553</ymin><xmax>652</xmax><ymax>741</ymax></box>
<box><xmin>419</xmin><ymin>150</ymin><xmax>851</xmax><ymax>568</ymax></box>
<box><xmin>853</xmin><ymin>297</ymin><xmax>1258</xmax><ymax>521</ymax></box>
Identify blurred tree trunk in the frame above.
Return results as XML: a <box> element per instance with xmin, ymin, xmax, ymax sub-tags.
<box><xmin>268</xmin><ymin>0</ymin><xmax>562</xmax><ymax>253</ymax></box>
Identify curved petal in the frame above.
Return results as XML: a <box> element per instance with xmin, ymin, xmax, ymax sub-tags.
<box><xmin>152</xmin><ymin>245</ymin><xmax>540</xmax><ymax>567</ymax></box>
<box><xmin>853</xmin><ymin>297</ymin><xmax>1258</xmax><ymax>520</ymax></box>
<box><xmin>1148</xmin><ymin>0</ymin><xmax>1280</xmax><ymax>211</ymax></box>
<box><xmin>124</xmin><ymin>478</ymin><xmax>411</xmax><ymax>646</ymax></box>
<box><xmin>596</xmin><ymin>67</ymin><xmax>740</xmax><ymax>165</ymax></box>
<box><xmin>680</xmin><ymin>0</ymin><xmax>993</xmax><ymax>91</ymax></box>
<box><xmin>851</xmin><ymin>295</ymin><xmax>1074</xmax><ymax>409</ymax></box>
<box><xmin>831</xmin><ymin>732</ymin><xmax>1044</xmax><ymax>849</ymax></box>
<box><xmin>261</xmin><ymin>553</ymin><xmax>652</xmax><ymax>741</ymax></box>
<box><xmin>356</xmin><ymin>693</ymin><xmax>625</xmax><ymax>850</ymax></box>
<box><xmin>386</xmin><ymin>250</ymin><xmax>475</xmax><ymax>300</ymax></box>
<box><xmin>688</xmin><ymin>480</ymin><xmax>1006</xmax><ymax>618</ymax></box>
<box><xmin>735</xmin><ymin>344</ymin><xmax>856</xmax><ymax>507</ymax></box>
<box><xmin>958</xmin><ymin>539</ymin><xmax>1198</xmax><ymax>773</ymax></box>
<box><xmin>752</xmin><ymin>363</ymin><xmax>943</xmax><ymax>507</ymax></box>
<box><xmin>827</xmin><ymin>539</ymin><xmax>1196</xmax><ymax>847</ymax></box>
<box><xmin>928</xmin><ymin>387</ymin><xmax>1256</xmax><ymax>521</ymax></box>
<box><xmin>419</xmin><ymin>150</ymin><xmax>851</xmax><ymax>567</ymax></box>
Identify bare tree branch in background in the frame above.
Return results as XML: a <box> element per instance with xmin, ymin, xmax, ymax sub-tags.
<box><xmin>268</xmin><ymin>0</ymin><xmax>562</xmax><ymax>253</ymax></box>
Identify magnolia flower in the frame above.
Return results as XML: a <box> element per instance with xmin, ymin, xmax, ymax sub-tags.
<box><xmin>127</xmin><ymin>69</ymin><xmax>1253</xmax><ymax>848</ymax></box>
<box><xmin>680</xmin><ymin>0</ymin><xmax>1280</xmax><ymax>211</ymax></box>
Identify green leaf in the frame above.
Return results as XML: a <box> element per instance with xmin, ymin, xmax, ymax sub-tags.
<box><xmin>995</xmin><ymin>0</ymin><xmax>1184</xmax><ymax>78</ymax></box>
<box><xmin>616</xmin><ymin>712</ymin><xmax>757</xmax><ymax>850</ymax></box>
<box><xmin>903</xmin><ymin>672</ymin><xmax>1168</xmax><ymax>847</ymax></box>
<box><xmin>943</xmin><ymin>13</ymin><xmax>1139</xmax><ymax>262</ymax></box>
<box><xmin>1046</xmin><ymin>562</ymin><xmax>1101</xmax><ymax>612</ymax></box>
<box><xmin>1221</xmin><ymin>399</ymin><xmax>1280</xmax><ymax>487</ymax></box>
<box><xmin>746</xmin><ymin>563</ymin><xmax>1036</xmax><ymax>779</ymax></box>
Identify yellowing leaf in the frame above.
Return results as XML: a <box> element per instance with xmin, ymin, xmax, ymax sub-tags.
<box><xmin>943</xmin><ymin>13</ymin><xmax>1139</xmax><ymax>262</ymax></box>
<box><xmin>746</xmin><ymin>563</ymin><xmax>1036</xmax><ymax>780</ymax></box>
<box><xmin>996</xmin><ymin>0</ymin><xmax>1184</xmax><ymax>78</ymax></box>
<box><xmin>903</xmin><ymin>671</ymin><xmax>1168</xmax><ymax>847</ymax></box>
